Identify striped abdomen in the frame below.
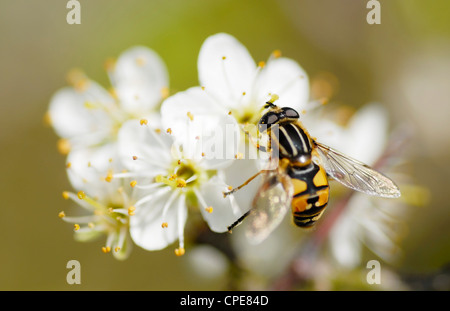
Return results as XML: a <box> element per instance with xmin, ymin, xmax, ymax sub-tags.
<box><xmin>289</xmin><ymin>163</ymin><xmax>330</xmax><ymax>228</ymax></box>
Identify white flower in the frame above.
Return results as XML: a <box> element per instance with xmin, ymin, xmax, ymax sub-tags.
<box><xmin>47</xmin><ymin>46</ymin><xmax>169</xmax><ymax>154</ymax></box>
<box><xmin>161</xmin><ymin>32</ymin><xmax>312</xmax><ymax>211</ymax></box>
<box><xmin>116</xmin><ymin>108</ymin><xmax>242</xmax><ymax>255</ymax></box>
<box><xmin>323</xmin><ymin>103</ymin><xmax>407</xmax><ymax>268</ymax></box>
<box><xmin>59</xmin><ymin>146</ymin><xmax>141</xmax><ymax>260</ymax></box>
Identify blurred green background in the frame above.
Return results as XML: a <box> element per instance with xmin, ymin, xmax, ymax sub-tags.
<box><xmin>1</xmin><ymin>0</ymin><xmax>449</xmax><ymax>290</ymax></box>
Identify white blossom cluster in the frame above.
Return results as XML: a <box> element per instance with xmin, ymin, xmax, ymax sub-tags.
<box><xmin>47</xmin><ymin>33</ymin><xmax>401</xmax><ymax>265</ymax></box>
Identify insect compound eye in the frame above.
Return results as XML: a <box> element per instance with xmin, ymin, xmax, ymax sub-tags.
<box><xmin>258</xmin><ymin>112</ymin><xmax>279</xmax><ymax>132</ymax></box>
<box><xmin>281</xmin><ymin>107</ymin><xmax>300</xmax><ymax>119</ymax></box>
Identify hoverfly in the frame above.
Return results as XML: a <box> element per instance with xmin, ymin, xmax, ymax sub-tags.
<box><xmin>224</xmin><ymin>100</ymin><xmax>401</xmax><ymax>244</ymax></box>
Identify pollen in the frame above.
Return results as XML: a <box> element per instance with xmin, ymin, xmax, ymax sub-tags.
<box><xmin>104</xmin><ymin>57</ymin><xmax>116</xmax><ymax>72</ymax></box>
<box><xmin>227</xmin><ymin>186</ymin><xmax>233</xmax><ymax>191</ymax></box>
<box><xmin>62</xmin><ymin>191</ymin><xmax>70</xmax><ymax>200</ymax></box>
<box><xmin>128</xmin><ymin>206</ymin><xmax>136</xmax><ymax>216</ymax></box>
<box><xmin>176</xmin><ymin>178</ymin><xmax>187</xmax><ymax>188</ymax></box>
<box><xmin>77</xmin><ymin>191</ymin><xmax>86</xmax><ymax>200</ymax></box>
<box><xmin>166</xmin><ymin>128</ymin><xmax>172</xmax><ymax>134</ymax></box>
<box><xmin>272</xmin><ymin>49</ymin><xmax>282</xmax><ymax>58</ymax></box>
<box><xmin>242</xmin><ymin>92</ymin><xmax>246</xmax><ymax>96</ymax></box>
<box><xmin>161</xmin><ymin>87</ymin><xmax>170</xmax><ymax>99</ymax></box>
<box><xmin>205</xmin><ymin>206</ymin><xmax>213</xmax><ymax>214</ymax></box>
<box><xmin>136</xmin><ymin>57</ymin><xmax>146</xmax><ymax>66</ymax></box>
<box><xmin>140</xmin><ymin>118</ymin><xmax>148</xmax><ymax>126</ymax></box>
<box><xmin>57</xmin><ymin>138</ymin><xmax>71</xmax><ymax>155</ymax></box>
<box><xmin>74</xmin><ymin>224</ymin><xmax>80</xmax><ymax>231</ymax></box>
<box><xmin>114</xmin><ymin>247</ymin><xmax>121</xmax><ymax>253</ymax></box>
<box><xmin>187</xmin><ymin>111</ymin><xmax>194</xmax><ymax>121</ymax></box>
<box><xmin>222</xmin><ymin>56</ymin><xmax>226</xmax><ymax>60</ymax></box>
<box><xmin>102</xmin><ymin>246</ymin><xmax>111</xmax><ymax>253</ymax></box>
<box><xmin>201</xmin><ymin>152</ymin><xmax>205</xmax><ymax>157</ymax></box>
<box><xmin>174</xmin><ymin>247</ymin><xmax>185</xmax><ymax>256</ymax></box>
<box><xmin>258</xmin><ymin>61</ymin><xmax>266</xmax><ymax>68</ymax></box>
<box><xmin>228</xmin><ymin>111</ymin><xmax>232</xmax><ymax>115</ymax></box>
<box><xmin>130</xmin><ymin>180</ymin><xmax>137</xmax><ymax>188</ymax></box>
<box><xmin>58</xmin><ymin>211</ymin><xmax>65</xmax><ymax>218</ymax></box>
<box><xmin>105</xmin><ymin>170</ymin><xmax>113</xmax><ymax>182</ymax></box>
<box><xmin>161</xmin><ymin>222</ymin><xmax>168</xmax><ymax>228</ymax></box>
<box><xmin>132</xmin><ymin>155</ymin><xmax>138</xmax><ymax>160</ymax></box>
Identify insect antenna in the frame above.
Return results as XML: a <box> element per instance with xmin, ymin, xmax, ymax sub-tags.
<box><xmin>227</xmin><ymin>209</ymin><xmax>252</xmax><ymax>233</ymax></box>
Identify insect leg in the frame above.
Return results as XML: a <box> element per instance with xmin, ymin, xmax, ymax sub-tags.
<box><xmin>222</xmin><ymin>170</ymin><xmax>266</xmax><ymax>197</ymax></box>
<box><xmin>227</xmin><ymin>209</ymin><xmax>251</xmax><ymax>233</ymax></box>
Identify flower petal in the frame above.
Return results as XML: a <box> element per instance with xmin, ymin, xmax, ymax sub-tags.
<box><xmin>198</xmin><ymin>33</ymin><xmax>257</xmax><ymax>107</ymax></box>
<box><xmin>254</xmin><ymin>57</ymin><xmax>310</xmax><ymax>111</ymax></box>
<box><xmin>160</xmin><ymin>87</ymin><xmax>240</xmax><ymax>168</ymax></box>
<box><xmin>197</xmin><ymin>175</ymin><xmax>244</xmax><ymax>233</ymax></box>
<box><xmin>48</xmin><ymin>83</ymin><xmax>115</xmax><ymax>145</ymax></box>
<box><xmin>110</xmin><ymin>46</ymin><xmax>169</xmax><ymax>116</ymax></box>
<box><xmin>117</xmin><ymin>119</ymin><xmax>173</xmax><ymax>175</ymax></box>
<box><xmin>130</xmin><ymin>190</ymin><xmax>186</xmax><ymax>251</ymax></box>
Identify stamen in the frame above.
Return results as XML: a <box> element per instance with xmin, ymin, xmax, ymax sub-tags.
<box><xmin>140</xmin><ymin>119</ymin><xmax>148</xmax><ymax>126</ymax></box>
<box><xmin>205</xmin><ymin>206</ymin><xmax>213</xmax><ymax>214</ymax></box>
<box><xmin>174</xmin><ymin>247</ymin><xmax>185</xmax><ymax>256</ymax></box>
<box><xmin>187</xmin><ymin>112</ymin><xmax>194</xmax><ymax>121</ymax></box>
<box><xmin>58</xmin><ymin>211</ymin><xmax>65</xmax><ymax>218</ymax></box>
<box><xmin>166</xmin><ymin>128</ymin><xmax>172</xmax><ymax>134</ymax></box>
<box><xmin>130</xmin><ymin>180</ymin><xmax>137</xmax><ymax>188</ymax></box>
<box><xmin>57</xmin><ymin>138</ymin><xmax>71</xmax><ymax>155</ymax></box>
<box><xmin>102</xmin><ymin>246</ymin><xmax>111</xmax><ymax>253</ymax></box>
<box><xmin>128</xmin><ymin>206</ymin><xmax>136</xmax><ymax>216</ymax></box>
<box><xmin>161</xmin><ymin>222</ymin><xmax>168</xmax><ymax>228</ymax></box>
<box><xmin>74</xmin><ymin>224</ymin><xmax>80</xmax><ymax>231</ymax></box>
<box><xmin>160</xmin><ymin>87</ymin><xmax>170</xmax><ymax>99</ymax></box>
<box><xmin>105</xmin><ymin>170</ymin><xmax>114</xmax><ymax>182</ymax></box>
<box><xmin>114</xmin><ymin>247</ymin><xmax>121</xmax><ymax>252</ymax></box>
<box><xmin>62</xmin><ymin>191</ymin><xmax>70</xmax><ymax>200</ymax></box>
<box><xmin>104</xmin><ymin>58</ymin><xmax>116</xmax><ymax>72</ymax></box>
<box><xmin>176</xmin><ymin>178</ymin><xmax>187</xmax><ymax>188</ymax></box>
<box><xmin>66</xmin><ymin>162</ymin><xmax>71</xmax><ymax>169</ymax></box>
<box><xmin>258</xmin><ymin>61</ymin><xmax>266</xmax><ymax>68</ymax></box>
<box><xmin>272</xmin><ymin>49</ymin><xmax>282</xmax><ymax>58</ymax></box>
<box><xmin>132</xmin><ymin>155</ymin><xmax>138</xmax><ymax>160</ymax></box>
<box><xmin>77</xmin><ymin>191</ymin><xmax>86</xmax><ymax>200</ymax></box>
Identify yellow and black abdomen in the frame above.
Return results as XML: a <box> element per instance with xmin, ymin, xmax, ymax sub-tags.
<box><xmin>289</xmin><ymin>163</ymin><xmax>329</xmax><ymax>228</ymax></box>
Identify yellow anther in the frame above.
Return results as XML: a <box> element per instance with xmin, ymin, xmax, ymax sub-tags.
<box><xmin>58</xmin><ymin>211</ymin><xmax>65</xmax><ymax>218</ymax></box>
<box><xmin>272</xmin><ymin>49</ymin><xmax>282</xmax><ymax>58</ymax></box>
<box><xmin>130</xmin><ymin>180</ymin><xmax>137</xmax><ymax>188</ymax></box>
<box><xmin>77</xmin><ymin>191</ymin><xmax>86</xmax><ymax>200</ymax></box>
<box><xmin>128</xmin><ymin>206</ymin><xmax>136</xmax><ymax>216</ymax></box>
<box><xmin>201</xmin><ymin>86</ymin><xmax>205</xmax><ymax>91</ymax></box>
<box><xmin>166</xmin><ymin>128</ymin><xmax>172</xmax><ymax>134</ymax></box>
<box><xmin>108</xmin><ymin>207</ymin><xmax>114</xmax><ymax>213</ymax></box>
<box><xmin>132</xmin><ymin>155</ymin><xmax>138</xmax><ymax>160</ymax></box>
<box><xmin>268</xmin><ymin>93</ymin><xmax>279</xmax><ymax>103</ymax></box>
<box><xmin>155</xmin><ymin>128</ymin><xmax>161</xmax><ymax>134</ymax></box>
<box><xmin>88</xmin><ymin>222</ymin><xmax>95</xmax><ymax>228</ymax></box>
<box><xmin>176</xmin><ymin>178</ymin><xmax>187</xmax><ymax>188</ymax></box>
<box><xmin>227</xmin><ymin>186</ymin><xmax>233</xmax><ymax>191</ymax></box>
<box><xmin>66</xmin><ymin>69</ymin><xmax>89</xmax><ymax>92</ymax></box>
<box><xmin>177</xmin><ymin>160</ymin><xmax>181</xmax><ymax>165</ymax></box>
<box><xmin>43</xmin><ymin>111</ymin><xmax>52</xmax><ymax>126</ymax></box>
<box><xmin>234</xmin><ymin>152</ymin><xmax>244</xmax><ymax>159</ymax></box>
<box><xmin>169</xmin><ymin>174</ymin><xmax>177</xmax><ymax>181</ymax></box>
<box><xmin>161</xmin><ymin>222</ymin><xmax>168</xmax><ymax>228</ymax></box>
<box><xmin>242</xmin><ymin>92</ymin><xmax>246</xmax><ymax>96</ymax></box>
<box><xmin>140</xmin><ymin>119</ymin><xmax>148</xmax><ymax>126</ymax></box>
<box><xmin>104</xmin><ymin>57</ymin><xmax>116</xmax><ymax>72</ymax></box>
<box><xmin>187</xmin><ymin>111</ymin><xmax>194</xmax><ymax>121</ymax></box>
<box><xmin>66</xmin><ymin>162</ymin><xmax>71</xmax><ymax>169</ymax></box>
<box><xmin>201</xmin><ymin>152</ymin><xmax>205</xmax><ymax>157</ymax></box>
<box><xmin>102</xmin><ymin>246</ymin><xmax>111</xmax><ymax>253</ymax></box>
<box><xmin>114</xmin><ymin>247</ymin><xmax>121</xmax><ymax>252</ymax></box>
<box><xmin>205</xmin><ymin>206</ymin><xmax>213</xmax><ymax>214</ymax></box>
<box><xmin>228</xmin><ymin>111</ymin><xmax>232</xmax><ymax>115</ymax></box>
<box><xmin>222</xmin><ymin>56</ymin><xmax>226</xmax><ymax>60</ymax></box>
<box><xmin>301</xmin><ymin>109</ymin><xmax>307</xmax><ymax>115</ymax></box>
<box><xmin>57</xmin><ymin>138</ymin><xmax>71</xmax><ymax>155</ymax></box>
<box><xmin>258</xmin><ymin>61</ymin><xmax>266</xmax><ymax>68</ymax></box>
<box><xmin>62</xmin><ymin>191</ymin><xmax>70</xmax><ymax>200</ymax></box>
<box><xmin>174</xmin><ymin>247</ymin><xmax>185</xmax><ymax>256</ymax></box>
<box><xmin>74</xmin><ymin>224</ymin><xmax>80</xmax><ymax>231</ymax></box>
<box><xmin>105</xmin><ymin>170</ymin><xmax>113</xmax><ymax>182</ymax></box>
<box><xmin>161</xmin><ymin>86</ymin><xmax>169</xmax><ymax>99</ymax></box>
<box><xmin>136</xmin><ymin>57</ymin><xmax>146</xmax><ymax>66</ymax></box>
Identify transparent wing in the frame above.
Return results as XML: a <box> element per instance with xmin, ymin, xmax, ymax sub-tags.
<box><xmin>244</xmin><ymin>168</ymin><xmax>294</xmax><ymax>244</ymax></box>
<box><xmin>314</xmin><ymin>141</ymin><xmax>401</xmax><ymax>198</ymax></box>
